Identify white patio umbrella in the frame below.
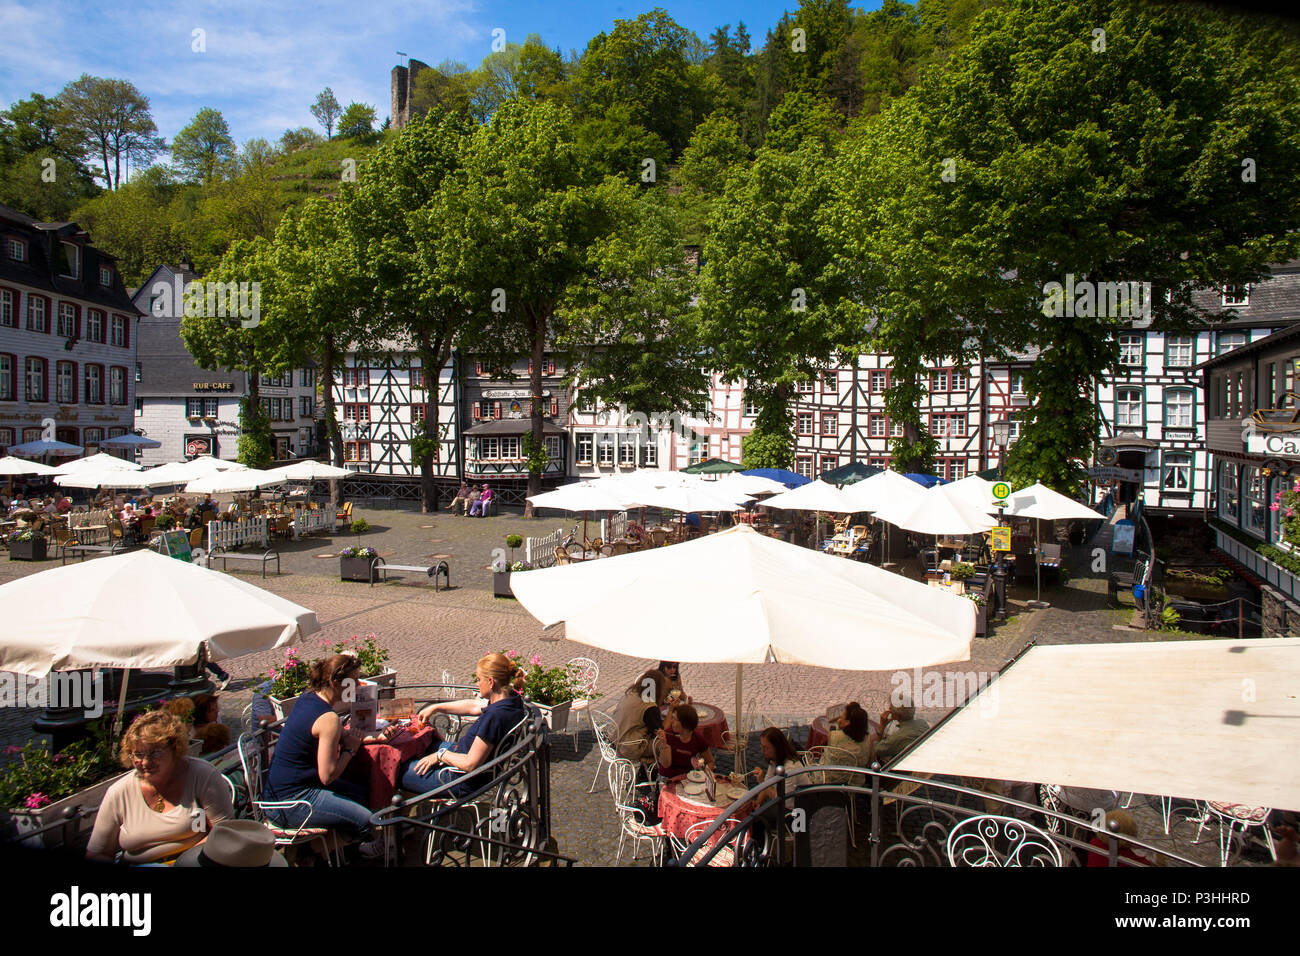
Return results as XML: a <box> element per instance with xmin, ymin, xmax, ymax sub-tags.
<box><xmin>527</xmin><ymin>482</ymin><xmax>645</xmax><ymax>512</ymax></box>
<box><xmin>841</xmin><ymin>470</ymin><xmax>929</xmax><ymax>565</ymax></box>
<box><xmin>266</xmin><ymin>460</ymin><xmax>354</xmax><ymax>481</ymax></box>
<box><xmin>138</xmin><ymin>455</ymin><xmax>246</xmax><ymax>487</ymax></box>
<box><xmin>712</xmin><ymin>472</ymin><xmax>790</xmax><ymax>497</ymax></box>
<box><xmin>0</xmin><ymin>456</ymin><xmax>59</xmax><ymax>477</ymax></box>
<box><xmin>99</xmin><ymin>433</ymin><xmax>161</xmax><ymax>450</ymax></box>
<box><xmin>55</xmin><ymin>469</ymin><xmax>152</xmax><ymax>490</ymax></box>
<box><xmin>943</xmin><ymin>474</ymin><xmax>997</xmax><ymax>512</ymax></box>
<box><xmin>889</xmin><ymin>483</ymin><xmax>997</xmax><ymax>536</ymax></box>
<box><xmin>185</xmin><ymin>469</ymin><xmax>288</xmax><ymax>495</ymax></box>
<box><xmin>759</xmin><ymin>479</ymin><xmax>856</xmax><ymax>513</ymax></box>
<box><xmin>52</xmin><ymin>452</ymin><xmax>144</xmax><ymax>475</ymax></box>
<box><xmin>510</xmin><ymin>524</ymin><xmax>975</xmax><ymax>756</ymax></box>
<box><xmin>633</xmin><ymin>483</ymin><xmax>749</xmax><ymax>514</ymax></box>
<box><xmin>994</xmin><ymin>482</ymin><xmax>1105</xmax><ymax>607</ymax></box>
<box><xmin>0</xmin><ymin>550</ymin><xmax>319</xmax><ymax>732</ymax></box>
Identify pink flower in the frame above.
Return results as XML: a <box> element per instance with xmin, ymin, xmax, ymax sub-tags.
<box><xmin>1271</xmin><ymin>505</ymin><xmax>1280</xmax><ymax>512</ymax></box>
<box><xmin>530</xmin><ymin>655</ymin><xmax>542</xmax><ymax>666</ymax></box>
<box><xmin>507</xmin><ymin>650</ymin><xmax>517</xmax><ymax>658</ymax></box>
<box><xmin>53</xmin><ymin>753</ymin><xmax>68</xmax><ymax>763</ymax></box>
<box><xmin>25</xmin><ymin>793</ymin><xmax>49</xmax><ymax>810</ymax></box>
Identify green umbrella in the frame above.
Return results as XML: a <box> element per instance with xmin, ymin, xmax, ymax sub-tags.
<box><xmin>680</xmin><ymin>457</ymin><xmax>746</xmax><ymax>475</ymax></box>
<box><xmin>819</xmin><ymin>461</ymin><xmax>882</xmax><ymax>487</ymax></box>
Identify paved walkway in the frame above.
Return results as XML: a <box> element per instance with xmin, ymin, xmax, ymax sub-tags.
<box><xmin>0</xmin><ymin>508</ymin><xmax>1266</xmax><ymax>866</ymax></box>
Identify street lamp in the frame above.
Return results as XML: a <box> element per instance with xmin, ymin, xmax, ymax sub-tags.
<box><xmin>991</xmin><ymin>419</ymin><xmax>1012</xmax><ymax>621</ymax></box>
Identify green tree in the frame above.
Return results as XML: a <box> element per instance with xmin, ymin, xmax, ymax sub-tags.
<box><xmin>171</xmin><ymin>108</ymin><xmax>236</xmax><ymax>183</ymax></box>
<box><xmin>310</xmin><ymin>88</ymin><xmax>342</xmax><ymax>138</ymax></box>
<box><xmin>278</xmin><ymin>127</ymin><xmax>322</xmax><ymax>152</ymax></box>
<box><xmin>71</xmin><ymin>165</ymin><xmax>185</xmax><ymax>285</ymax></box>
<box><xmin>573</xmin><ymin>103</ymin><xmax>670</xmax><ymax>186</ymax></box>
<box><xmin>58</xmin><ymin>75</ymin><xmax>161</xmax><ymax>189</ymax></box>
<box><xmin>337</xmin><ymin>102</ymin><xmax>377</xmax><ymax>140</ymax></box>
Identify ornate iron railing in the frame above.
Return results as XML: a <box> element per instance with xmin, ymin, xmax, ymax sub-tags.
<box><xmin>670</xmin><ymin>765</ymin><xmax>1209</xmax><ymax>868</ymax></box>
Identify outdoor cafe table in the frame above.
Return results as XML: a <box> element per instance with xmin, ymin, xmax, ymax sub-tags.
<box><xmin>347</xmin><ymin>723</ymin><xmax>438</xmax><ymax>809</ymax></box>
<box><xmin>659</xmin><ymin>774</ymin><xmax>748</xmax><ymax>842</ymax></box>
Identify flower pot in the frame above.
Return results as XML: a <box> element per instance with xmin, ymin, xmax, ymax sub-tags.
<box><xmin>529</xmin><ymin>699</ymin><xmax>572</xmax><ymax>733</ymax></box>
<box><xmin>9</xmin><ymin>538</ymin><xmax>48</xmax><ymax>561</ymax></box>
<box><xmin>493</xmin><ymin>571</ymin><xmax>514</xmax><ymax>598</ymax></box>
<box><xmin>363</xmin><ymin>667</ymin><xmax>397</xmax><ymax>700</ymax></box>
<box><xmin>269</xmin><ymin>693</ymin><xmax>299</xmax><ymax>721</ymax></box>
<box><xmin>340</xmin><ymin>556</ymin><xmax>375</xmax><ymax>582</ymax></box>
<box><xmin>974</xmin><ymin>602</ymin><xmax>988</xmax><ymax>637</ymax></box>
<box><xmin>4</xmin><ymin>770</ymin><xmax>130</xmax><ymax>850</ymax></box>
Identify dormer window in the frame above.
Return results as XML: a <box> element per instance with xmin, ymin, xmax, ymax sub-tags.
<box><xmin>99</xmin><ymin>265</ymin><xmax>112</xmax><ymax>286</ymax></box>
<box><xmin>1222</xmin><ymin>284</ymin><xmax>1250</xmax><ymax>307</ymax></box>
<box><xmin>6</xmin><ymin>238</ymin><xmax>25</xmax><ymax>262</ymax></box>
<box><xmin>59</xmin><ymin>241</ymin><xmax>80</xmax><ymax>279</ymax></box>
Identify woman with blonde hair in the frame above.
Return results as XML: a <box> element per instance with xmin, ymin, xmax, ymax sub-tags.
<box><xmin>401</xmin><ymin>652</ymin><xmax>528</xmax><ymax>796</ymax></box>
<box><xmin>86</xmin><ymin>710</ymin><xmax>233</xmax><ymax>864</ymax></box>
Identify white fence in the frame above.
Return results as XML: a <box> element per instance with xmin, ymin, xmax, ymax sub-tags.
<box><xmin>525</xmin><ymin>527</ymin><xmax>566</xmax><ymax>569</ymax></box>
<box><xmin>208</xmin><ymin>514</ymin><xmax>269</xmax><ymax>551</ymax></box>
<box><xmin>294</xmin><ymin>507</ymin><xmax>332</xmax><ymax>537</ymax></box>
<box><xmin>66</xmin><ymin>508</ymin><xmax>115</xmax><ymax>544</ymax></box>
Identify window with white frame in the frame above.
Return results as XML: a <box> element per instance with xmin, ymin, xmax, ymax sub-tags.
<box><xmin>26</xmin><ymin>357</ymin><xmax>46</xmax><ymax>401</ymax></box>
<box><xmin>1162</xmin><ymin>453</ymin><xmax>1192</xmax><ymax>493</ymax></box>
<box><xmin>58</xmin><ymin>242</ymin><xmax>79</xmax><ymax>278</ymax></box>
<box><xmin>56</xmin><ymin>361</ymin><xmax>75</xmax><ymax>403</ymax></box>
<box><xmin>0</xmin><ymin>355</ymin><xmax>12</xmax><ymax>400</ymax></box>
<box><xmin>546</xmin><ymin>436</ymin><xmax>561</xmax><ymax>460</ymax></box>
<box><xmin>1244</xmin><ymin>466</ymin><xmax>1265</xmax><ymax>536</ymax></box>
<box><xmin>868</xmin><ymin>457</ymin><xmax>890</xmax><ymax>468</ymax></box>
<box><xmin>598</xmin><ymin>435</ymin><xmax>615</xmax><ymax>465</ymax></box>
<box><xmin>87</xmin><ymin>309</ymin><xmax>104</xmax><ymax>342</ymax></box>
<box><xmin>640</xmin><ymin>440</ymin><xmax>657</xmax><ymax>467</ymax></box>
<box><xmin>56</xmin><ymin>302</ymin><xmax>76</xmax><ymax>338</ymax></box>
<box><xmin>345</xmin><ymin>442</ymin><xmax>369</xmax><ymax>462</ymax></box>
<box><xmin>1222</xmin><ymin>284</ymin><xmax>1250</xmax><ymax>307</ymax></box>
<box><xmin>0</xmin><ymin>427</ymin><xmax>11</xmax><ymax>453</ymax></box>
<box><xmin>100</xmin><ymin>265</ymin><xmax>112</xmax><ymax>286</ymax></box>
<box><xmin>795</xmin><ymin>456</ymin><xmax>813</xmax><ymax>478</ymax></box>
<box><xmin>743</xmin><ymin>394</ymin><xmax>759</xmax><ymax>417</ymax></box>
<box><xmin>890</xmin><ymin>420</ymin><xmax>904</xmax><ymax>438</ymax></box>
<box><xmin>821</xmin><ymin>412</ymin><xmax>838</xmax><ymax>436</ymax></box>
<box><xmin>109</xmin><ymin>367</ymin><xmax>126</xmax><ymax>405</ymax></box>
<box><xmin>796</xmin><ymin>412</ymin><xmax>813</xmax><ymax>435</ymax></box>
<box><xmin>930</xmin><ymin>413</ymin><xmax>966</xmax><ymax>437</ymax></box>
<box><xmin>0</xmin><ymin>289</ymin><xmax>14</xmax><ymax>327</ymax></box>
<box><xmin>302</xmin><ymin>397</ymin><xmax>315</xmax><ymax>417</ymax></box>
<box><xmin>26</xmin><ymin>295</ymin><xmax>46</xmax><ymax>332</ymax></box>
<box><xmin>186</xmin><ymin>398</ymin><xmax>204</xmax><ymax>417</ymax></box>
<box><xmin>83</xmin><ymin>427</ymin><xmax>102</xmax><ymax>445</ymax></box>
<box><xmin>1216</xmin><ymin>332</ymin><xmax>1247</xmax><ymax>356</ymax></box>
<box><xmin>479</xmin><ymin>437</ymin><xmax>500</xmax><ymax>460</ymax></box>
<box><xmin>869</xmin><ymin>370</ymin><xmax>888</xmax><ymax>393</ymax></box>
<box><xmin>1010</xmin><ymin>371</ymin><xmax>1026</xmax><ymax>394</ymax></box>
<box><xmin>1164</xmin><ymin>388</ymin><xmax>1194</xmax><ymax>428</ymax></box>
<box><xmin>1165</xmin><ymin>334</ymin><xmax>1194</xmax><ymax>367</ymax></box>
<box><xmin>869</xmin><ymin>414</ymin><xmax>887</xmax><ymax>438</ymax></box>
<box><xmin>689</xmin><ymin>439</ymin><xmax>708</xmax><ymax>465</ymax></box>
<box><xmin>819</xmin><ymin>454</ymin><xmax>838</xmax><ymax>474</ymax></box>
<box><xmin>579</xmin><ymin>393</ymin><xmax>596</xmax><ymax>412</ymax></box>
<box><xmin>618</xmin><ymin>434</ymin><xmax>636</xmax><ymax>465</ymax></box>
<box><xmin>795</xmin><ymin>380</ymin><xmax>815</xmax><ymax>394</ymax></box>
<box><xmin>111</xmin><ymin>315</ymin><xmax>128</xmax><ymax>347</ymax></box>
<box><xmin>500</xmin><ymin>436</ymin><xmax>520</xmax><ymax>459</ymax></box>
<box><xmin>7</xmin><ymin>238</ymin><xmax>26</xmax><ymax>261</ymax></box>
<box><xmin>823</xmin><ymin>371</ymin><xmax>838</xmax><ymax>392</ymax></box>
<box><xmin>576</xmin><ymin>434</ymin><xmax>593</xmax><ymax>464</ymax></box>
<box><xmin>203</xmin><ymin>398</ymin><xmax>218</xmax><ymax>418</ymax></box>
<box><xmin>1115</xmin><ymin>387</ymin><xmax>1143</xmax><ymax>428</ymax></box>
<box><xmin>1118</xmin><ymin>334</ymin><xmax>1143</xmax><ymax>367</ymax></box>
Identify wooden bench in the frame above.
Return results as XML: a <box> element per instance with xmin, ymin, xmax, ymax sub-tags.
<box><xmin>369</xmin><ymin>557</ymin><xmax>450</xmax><ymax>591</ymax></box>
<box><xmin>208</xmin><ymin>548</ymin><xmax>281</xmax><ymax>578</ymax></box>
<box><xmin>61</xmin><ymin>541</ymin><xmax>124</xmax><ymax>565</ymax></box>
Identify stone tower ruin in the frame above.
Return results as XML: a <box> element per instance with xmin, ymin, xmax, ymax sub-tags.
<box><xmin>391</xmin><ymin>59</ymin><xmax>429</xmax><ymax>130</ymax></box>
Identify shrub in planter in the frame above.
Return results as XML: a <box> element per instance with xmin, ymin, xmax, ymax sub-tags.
<box><xmin>327</xmin><ymin>633</ymin><xmax>392</xmax><ymax>680</ymax></box>
<box><xmin>154</xmin><ymin>512</ymin><xmax>177</xmax><ymax>532</ymax></box>
<box><xmin>492</xmin><ymin>558</ymin><xmax>534</xmax><ymax>598</ymax></box>
<box><xmin>0</xmin><ymin>720</ymin><xmax>121</xmax><ymax>820</ymax></box>
<box><xmin>339</xmin><ymin>546</ymin><xmax>378</xmax><ymax>581</ymax></box>
<box><xmin>951</xmin><ymin>562</ymin><xmax>976</xmax><ymax>581</ymax></box>
<box><xmin>7</xmin><ymin>528</ymin><xmax>47</xmax><ymax>561</ymax></box>
<box><xmin>255</xmin><ymin>646</ymin><xmax>313</xmax><ymax>718</ymax></box>
<box><xmin>351</xmin><ymin>518</ymin><xmax>370</xmax><ymax>534</ymax></box>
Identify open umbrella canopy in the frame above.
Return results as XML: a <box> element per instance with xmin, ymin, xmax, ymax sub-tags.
<box><xmin>889</xmin><ymin>483</ymin><xmax>997</xmax><ymax>535</ymax></box>
<box><xmin>52</xmin><ymin>452</ymin><xmax>144</xmax><ymax>475</ymax></box>
<box><xmin>712</xmin><ymin>472</ymin><xmax>790</xmax><ymax>496</ymax></box>
<box><xmin>9</xmin><ymin>439</ymin><xmax>83</xmax><ymax>457</ymax></box>
<box><xmin>527</xmin><ymin>481</ymin><xmax>644</xmax><ymax>512</ymax></box>
<box><xmin>139</xmin><ymin>456</ymin><xmax>245</xmax><ymax>487</ymax></box>
<box><xmin>510</xmin><ymin>524</ymin><xmax>974</xmax><ymax>669</ymax></box>
<box><xmin>759</xmin><ymin>479</ymin><xmax>857</xmax><ymax>513</ymax></box>
<box><xmin>55</xmin><ymin>469</ymin><xmax>152</xmax><ymax>490</ymax></box>
<box><xmin>185</xmin><ymin>469</ymin><xmax>288</xmax><ymax>494</ymax></box>
<box><xmin>680</xmin><ymin>457</ymin><xmax>746</xmax><ymax>474</ymax></box>
<box><xmin>819</xmin><ymin>461</ymin><xmax>882</xmax><ymax>486</ymax></box>
<box><xmin>0</xmin><ymin>551</ymin><xmax>318</xmax><ymax>676</ymax></box>
<box><xmin>98</xmin><ymin>433</ymin><xmax>161</xmax><ymax>449</ymax></box>
<box><xmin>841</xmin><ymin>469</ymin><xmax>928</xmax><ymax>517</ymax></box>
<box><xmin>266</xmin><ymin>460</ymin><xmax>354</xmax><ymax>481</ymax></box>
<box><xmin>943</xmin><ymin>474</ymin><xmax>997</xmax><ymax>512</ymax></box>
<box><xmin>998</xmin><ymin>482</ymin><xmax>1105</xmax><ymax>521</ymax></box>
<box><xmin>741</xmin><ymin>468</ymin><xmax>810</xmax><ymax>488</ymax></box>
<box><xmin>0</xmin><ymin>456</ymin><xmax>59</xmax><ymax>477</ymax></box>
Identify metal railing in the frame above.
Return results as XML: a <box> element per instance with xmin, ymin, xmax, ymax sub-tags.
<box><xmin>670</xmin><ymin>764</ymin><xmax>1208</xmax><ymax>868</ymax></box>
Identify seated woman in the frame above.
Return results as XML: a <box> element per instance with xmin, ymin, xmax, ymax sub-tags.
<box><xmin>654</xmin><ymin>704</ymin><xmax>713</xmax><ymax>779</ymax></box>
<box><xmin>743</xmin><ymin>727</ymin><xmax>804</xmax><ymax>808</ymax></box>
<box><xmin>191</xmin><ymin>693</ymin><xmax>231</xmax><ymax>754</ymax></box>
<box><xmin>658</xmin><ymin>661</ymin><xmax>688</xmax><ymax>703</ymax></box>
<box><xmin>818</xmin><ymin>701</ymin><xmax>872</xmax><ymax>783</ymax></box>
<box><xmin>86</xmin><ymin>711</ymin><xmax>233</xmax><ymax>864</ymax></box>
<box><xmin>614</xmin><ymin>668</ymin><xmax>670</xmax><ymax>767</ymax></box>
<box><xmin>262</xmin><ymin>654</ymin><xmax>394</xmax><ymax>859</ymax></box>
<box><xmin>400</xmin><ymin>652</ymin><xmax>527</xmax><ymax>796</ymax></box>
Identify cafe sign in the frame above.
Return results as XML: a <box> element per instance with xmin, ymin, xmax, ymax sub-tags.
<box><xmin>1245</xmin><ymin>430</ymin><xmax>1300</xmax><ymax>458</ymax></box>
<box><xmin>193</xmin><ymin>382</ymin><xmax>234</xmax><ymax>391</ymax></box>
<box><xmin>1088</xmin><ymin>466</ymin><xmax>1143</xmax><ymax>483</ymax></box>
<box><xmin>482</xmin><ymin>388</ymin><xmax>548</xmax><ymax>399</ymax></box>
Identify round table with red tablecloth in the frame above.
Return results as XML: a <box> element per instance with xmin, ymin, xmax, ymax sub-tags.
<box><xmin>658</xmin><ymin>775</ymin><xmax>751</xmax><ymax>843</ymax></box>
<box><xmin>347</xmin><ymin>723</ymin><xmax>439</xmax><ymax>809</ymax></box>
<box><xmin>659</xmin><ymin>702</ymin><xmax>729</xmax><ymax>751</ymax></box>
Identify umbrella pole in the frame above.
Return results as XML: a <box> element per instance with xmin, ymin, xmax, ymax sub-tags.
<box><xmin>734</xmin><ymin>663</ymin><xmax>744</xmax><ymax>773</ymax></box>
<box><xmin>1029</xmin><ymin>519</ymin><xmax>1050</xmax><ymax>609</ymax></box>
<box><xmin>111</xmin><ymin>668</ymin><xmax>131</xmax><ymax>740</ymax></box>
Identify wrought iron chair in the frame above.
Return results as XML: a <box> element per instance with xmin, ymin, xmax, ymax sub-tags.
<box><xmin>1180</xmin><ymin>800</ymin><xmax>1277</xmax><ymax>866</ymax></box>
<box><xmin>236</xmin><ymin>732</ymin><xmax>342</xmax><ymax>866</ymax></box>
<box><xmin>588</xmin><ymin>709</ymin><xmax>620</xmax><ymax>794</ymax></box>
<box><xmin>609</xmin><ymin>758</ymin><xmax>664</xmax><ymax>865</ymax></box>
<box><xmin>669</xmin><ymin>818</ymin><xmax>747</xmax><ymax>867</ymax></box>
<box><xmin>946</xmin><ymin>814</ymin><xmax>1063</xmax><ymax>867</ymax></box>
<box><xmin>558</xmin><ymin>657</ymin><xmax>600</xmax><ymax>753</ymax></box>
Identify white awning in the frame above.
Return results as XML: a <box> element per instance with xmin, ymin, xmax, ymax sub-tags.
<box><xmin>896</xmin><ymin>638</ymin><xmax>1300</xmax><ymax>811</ymax></box>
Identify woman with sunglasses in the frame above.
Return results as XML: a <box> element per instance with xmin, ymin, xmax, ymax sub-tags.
<box><xmin>86</xmin><ymin>710</ymin><xmax>234</xmax><ymax>864</ymax></box>
<box><xmin>658</xmin><ymin>661</ymin><xmax>689</xmax><ymax>703</ymax></box>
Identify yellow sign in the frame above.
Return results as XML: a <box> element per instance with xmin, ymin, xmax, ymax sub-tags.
<box><xmin>991</xmin><ymin>526</ymin><xmax>1011</xmax><ymax>552</ymax></box>
<box><xmin>991</xmin><ymin>481</ymin><xmax>1012</xmax><ymax>501</ymax></box>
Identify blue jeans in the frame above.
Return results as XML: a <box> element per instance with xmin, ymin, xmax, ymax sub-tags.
<box><xmin>400</xmin><ymin>741</ymin><xmax>469</xmax><ymax>796</ymax></box>
<box><xmin>264</xmin><ymin>776</ymin><xmax>373</xmax><ymax>837</ymax></box>
<box><xmin>469</xmin><ymin>500</ymin><xmax>488</xmax><ymax>516</ymax></box>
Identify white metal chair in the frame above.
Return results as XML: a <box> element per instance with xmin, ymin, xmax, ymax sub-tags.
<box><xmin>1185</xmin><ymin>801</ymin><xmax>1276</xmax><ymax>866</ymax></box>
<box><xmin>668</xmin><ymin>818</ymin><xmax>746</xmax><ymax>867</ymax></box>
<box><xmin>562</xmin><ymin>657</ymin><xmax>600</xmax><ymax>753</ymax></box>
<box><xmin>947</xmin><ymin>815</ymin><xmax>1063</xmax><ymax>867</ymax></box>
<box><xmin>609</xmin><ymin>758</ymin><xmax>664</xmax><ymax>865</ymax></box>
<box><xmin>236</xmin><ymin>733</ymin><xmax>342</xmax><ymax>866</ymax></box>
<box><xmin>588</xmin><ymin>709</ymin><xmax>620</xmax><ymax>794</ymax></box>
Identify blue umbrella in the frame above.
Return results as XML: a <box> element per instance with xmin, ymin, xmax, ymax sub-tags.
<box><xmin>741</xmin><ymin>468</ymin><xmax>811</xmax><ymax>489</ymax></box>
<box><xmin>903</xmin><ymin>473</ymin><xmax>946</xmax><ymax>488</ymax></box>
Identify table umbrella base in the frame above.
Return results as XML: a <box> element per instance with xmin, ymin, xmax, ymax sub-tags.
<box><xmin>1026</xmin><ymin>599</ymin><xmax>1051</xmax><ymax>609</ymax></box>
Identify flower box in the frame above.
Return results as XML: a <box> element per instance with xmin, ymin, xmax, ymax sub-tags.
<box><xmin>529</xmin><ymin>699</ymin><xmax>572</xmax><ymax>734</ymax></box>
<box><xmin>9</xmin><ymin>538</ymin><xmax>48</xmax><ymax>561</ymax></box>
<box><xmin>340</xmin><ymin>556</ymin><xmax>376</xmax><ymax>582</ymax></box>
<box><xmin>4</xmin><ymin>771</ymin><xmax>130</xmax><ymax>850</ymax></box>
<box><xmin>363</xmin><ymin>667</ymin><xmax>397</xmax><ymax>701</ymax></box>
<box><xmin>493</xmin><ymin>571</ymin><xmax>515</xmax><ymax>599</ymax></box>
<box><xmin>269</xmin><ymin>692</ymin><xmax>298</xmax><ymax>721</ymax></box>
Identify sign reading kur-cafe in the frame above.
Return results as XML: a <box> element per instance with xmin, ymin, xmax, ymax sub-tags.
<box><xmin>1246</xmin><ymin>431</ymin><xmax>1300</xmax><ymax>457</ymax></box>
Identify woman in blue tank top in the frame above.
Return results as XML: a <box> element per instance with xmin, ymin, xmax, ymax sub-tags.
<box><xmin>264</xmin><ymin>654</ymin><xmax>396</xmax><ymax>860</ymax></box>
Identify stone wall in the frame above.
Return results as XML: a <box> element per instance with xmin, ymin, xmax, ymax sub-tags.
<box><xmin>391</xmin><ymin>59</ymin><xmax>429</xmax><ymax>131</ymax></box>
<box><xmin>1261</xmin><ymin>585</ymin><xmax>1300</xmax><ymax>639</ymax></box>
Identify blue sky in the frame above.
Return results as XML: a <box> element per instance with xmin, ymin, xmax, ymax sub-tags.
<box><xmin>0</xmin><ymin>1</ymin><xmax>882</xmax><ymax>157</ymax></box>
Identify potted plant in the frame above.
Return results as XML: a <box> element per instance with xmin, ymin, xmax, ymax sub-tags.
<box><xmin>154</xmin><ymin>512</ymin><xmax>177</xmax><ymax>533</ymax></box>
<box><xmin>493</xmin><ymin>559</ymin><xmax>533</xmax><ymax>599</ymax></box>
<box><xmin>339</xmin><ymin>545</ymin><xmax>378</xmax><ymax>582</ymax></box>
<box><xmin>0</xmin><ymin>722</ymin><xmax>126</xmax><ymax>849</ymax></box>
<box><xmin>966</xmin><ymin>590</ymin><xmax>989</xmax><ymax>637</ymax></box>
<box><xmin>492</xmin><ymin>651</ymin><xmax>594</xmax><ymax>733</ymax></box>
<box><xmin>7</xmin><ymin>528</ymin><xmax>48</xmax><ymax>561</ymax></box>
<box><xmin>951</xmin><ymin>562</ymin><xmax>976</xmax><ymax>581</ymax></box>
<box><xmin>505</xmin><ymin>533</ymin><xmax>523</xmax><ymax>563</ymax></box>
<box><xmin>256</xmin><ymin>647</ymin><xmax>312</xmax><ymax>719</ymax></box>
<box><xmin>328</xmin><ymin>634</ymin><xmax>395</xmax><ymax>697</ymax></box>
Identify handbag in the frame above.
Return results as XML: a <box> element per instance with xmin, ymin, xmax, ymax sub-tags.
<box><xmin>630</xmin><ymin>782</ymin><xmax>661</xmax><ymax>825</ymax></box>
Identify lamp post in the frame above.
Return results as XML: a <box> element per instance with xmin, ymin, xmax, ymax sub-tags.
<box><xmin>991</xmin><ymin>420</ymin><xmax>1012</xmax><ymax>621</ymax></box>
